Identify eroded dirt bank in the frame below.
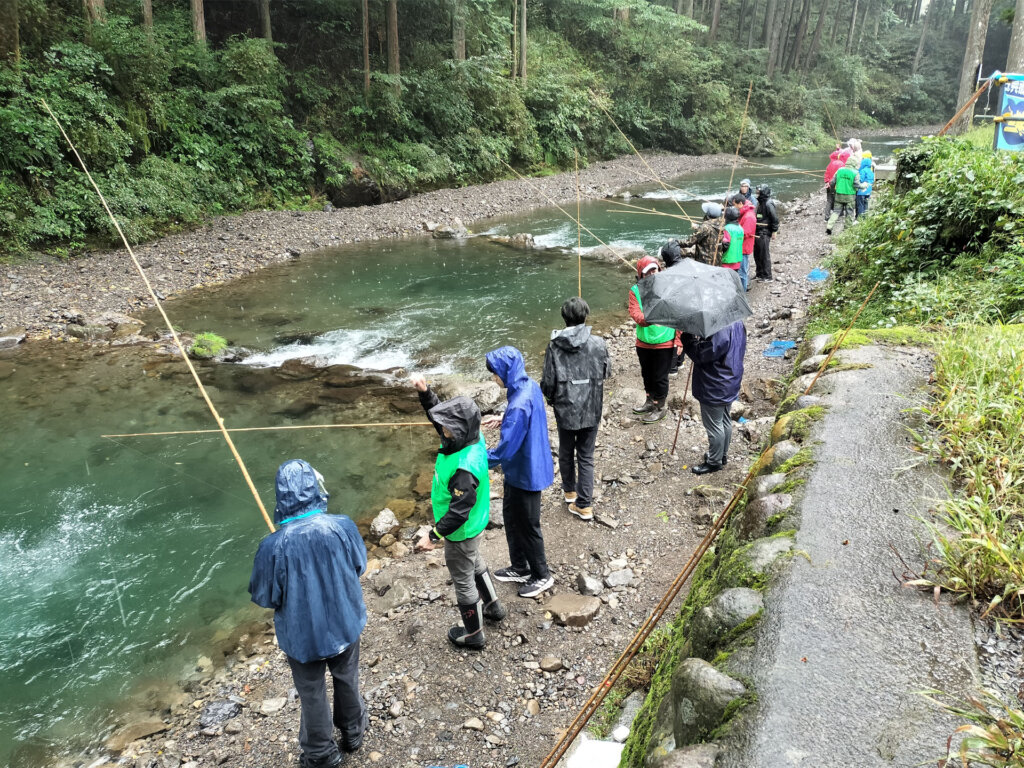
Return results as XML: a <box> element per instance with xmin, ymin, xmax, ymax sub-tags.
<box><xmin>0</xmin><ymin>152</ymin><xmax>737</xmax><ymax>338</ymax></box>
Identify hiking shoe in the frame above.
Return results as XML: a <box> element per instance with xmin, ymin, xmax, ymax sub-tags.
<box><xmin>299</xmin><ymin>752</ymin><xmax>343</xmax><ymax>768</ymax></box>
<box><xmin>825</xmin><ymin>227</ymin><xmax>832</xmax><ymax>235</ymax></box>
<box><xmin>338</xmin><ymin>708</ymin><xmax>370</xmax><ymax>753</ymax></box>
<box><xmin>569</xmin><ymin>503</ymin><xmax>594</xmax><ymax>521</ymax></box>
<box><xmin>518</xmin><ymin>575</ymin><xmax>555</xmax><ymax>598</ymax></box>
<box><xmin>641</xmin><ymin>407</ymin><xmax>666</xmax><ymax>424</ymax></box>
<box><xmin>691</xmin><ymin>462</ymin><xmax>724</xmax><ymax>475</ymax></box>
<box><xmin>632</xmin><ymin>397</ymin><xmax>655</xmax><ymax>414</ymax></box>
<box><xmin>563</xmin><ymin>491</ymin><xmax>578</xmax><ymax>504</ymax></box>
<box><xmin>703</xmin><ymin>452</ymin><xmax>728</xmax><ymax>467</ymax></box>
<box><xmin>493</xmin><ymin>566</ymin><xmax>530</xmax><ymax>583</ymax></box>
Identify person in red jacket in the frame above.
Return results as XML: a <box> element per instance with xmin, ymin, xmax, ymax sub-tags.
<box><xmin>730</xmin><ymin>194</ymin><xmax>756</xmax><ymax>291</ymax></box>
<box><xmin>823</xmin><ymin>144</ymin><xmax>844</xmax><ymax>221</ymax></box>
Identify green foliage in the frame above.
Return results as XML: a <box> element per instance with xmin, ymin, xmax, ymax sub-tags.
<box><xmin>189</xmin><ymin>332</ymin><xmax>228</xmax><ymax>359</ymax></box>
<box><xmin>926</xmin><ymin>689</ymin><xmax>1024</xmax><ymax>767</ymax></box>
<box><xmin>907</xmin><ymin>325</ymin><xmax>1024</xmax><ymax>622</ymax></box>
<box><xmin>814</xmin><ymin>137</ymin><xmax>1024</xmax><ymax>331</ymax></box>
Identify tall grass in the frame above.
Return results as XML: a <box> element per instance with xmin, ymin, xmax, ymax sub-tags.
<box><xmin>912</xmin><ymin>325</ymin><xmax>1024</xmax><ymax>621</ymax></box>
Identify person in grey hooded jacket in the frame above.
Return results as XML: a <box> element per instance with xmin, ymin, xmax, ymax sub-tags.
<box><xmin>541</xmin><ymin>297</ymin><xmax>612</xmax><ymax>522</ymax></box>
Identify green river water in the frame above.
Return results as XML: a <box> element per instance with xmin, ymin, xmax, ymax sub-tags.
<box><xmin>0</xmin><ymin>140</ymin><xmax>910</xmax><ymax>765</ymax></box>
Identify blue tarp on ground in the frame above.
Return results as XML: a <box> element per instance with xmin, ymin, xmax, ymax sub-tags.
<box><xmin>763</xmin><ymin>340</ymin><xmax>797</xmax><ymax>358</ymax></box>
<box><xmin>807</xmin><ymin>267</ymin><xmax>829</xmax><ymax>282</ymax></box>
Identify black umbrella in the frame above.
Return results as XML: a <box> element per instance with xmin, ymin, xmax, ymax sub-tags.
<box><xmin>638</xmin><ymin>258</ymin><xmax>752</xmax><ymax>337</ymax></box>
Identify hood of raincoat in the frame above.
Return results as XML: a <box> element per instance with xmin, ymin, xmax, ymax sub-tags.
<box><xmin>636</xmin><ymin>255</ymin><xmax>660</xmax><ymax>278</ymax></box>
<box><xmin>859</xmin><ymin>157</ymin><xmax>873</xmax><ymax>171</ymax></box>
<box><xmin>550</xmin><ymin>323</ymin><xmax>592</xmax><ymax>351</ymax></box>
<box><xmin>839</xmin><ymin>149</ymin><xmax>852</xmax><ymax>163</ymax></box>
<box><xmin>274</xmin><ymin>459</ymin><xmax>329</xmax><ymax>524</ymax></box>
<box><xmin>487</xmin><ymin>345</ymin><xmax>530</xmax><ymax>393</ymax></box>
<box><xmin>830</xmin><ymin>149</ymin><xmax>840</xmax><ymax>161</ymax></box>
<box><xmin>660</xmin><ymin>239</ymin><xmax>683</xmax><ymax>267</ymax></box>
<box><xmin>845</xmin><ymin>156</ymin><xmax>859</xmax><ymax>170</ymax></box>
<box><xmin>428</xmin><ymin>395</ymin><xmax>481</xmax><ymax>454</ymax></box>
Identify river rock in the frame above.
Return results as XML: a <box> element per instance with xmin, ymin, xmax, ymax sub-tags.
<box><xmin>0</xmin><ymin>331</ymin><xmax>26</xmax><ymax>349</ymax></box>
<box><xmin>274</xmin><ymin>398</ymin><xmax>320</xmax><ymax>417</ymax></box>
<box><xmin>546</xmin><ymin>594</ymin><xmax>601</xmax><ymax>627</ymax></box>
<box><xmin>259</xmin><ymin>697</ymin><xmax>287</xmax><ymax>716</ymax></box>
<box><xmin>798</xmin><ymin>354</ymin><xmax>830</xmax><ymax>376</ymax></box>
<box><xmin>275</xmin><ymin>358</ymin><xmax>319</xmax><ymax>381</ymax></box>
<box><xmin>106</xmin><ymin>719</ymin><xmax>169</xmax><ymax>752</ymax></box>
<box><xmin>604</xmin><ymin>568</ymin><xmax>635</xmax><ymax>588</ymax></box>
<box><xmin>373</xmin><ymin>575</ymin><xmax>416</xmax><ymax>613</ymax></box>
<box><xmin>739</xmin><ymin>535</ymin><xmax>795</xmax><ymax>574</ymax></box>
<box><xmin>234</xmin><ymin>369</ymin><xmax>279</xmax><ymax>394</ymax></box>
<box><xmin>370</xmin><ymin>508</ymin><xmax>400</xmax><ymax>541</ymax></box>
<box><xmin>488</xmin><ymin>233</ymin><xmax>536</xmax><ymax>249</ymax></box>
<box><xmin>729</xmin><ymin>400</ymin><xmax>748</xmax><ymax>420</ymax></box>
<box><xmin>318</xmin><ymin>386</ymin><xmax>367</xmax><ymax>405</ymax></box>
<box><xmin>431</xmin><ymin>375</ymin><xmax>502</xmax><ymax>412</ymax></box>
<box><xmin>806</xmin><ymin>333</ymin><xmax>833</xmax><ymax>358</ymax></box>
<box><xmin>199</xmin><ymin>700</ymin><xmax>242</xmax><ymax>728</ymax></box>
<box><xmin>780</xmin><ymin>393</ymin><xmax>824</xmax><ymax>416</ymax></box>
<box><xmin>589</xmin><ymin>244</ymin><xmax>646</xmax><ymax>265</ymax></box>
<box><xmin>576</xmin><ymin>572</ymin><xmax>604</xmax><ymax>596</ymax></box>
<box><xmin>611</xmin><ymin>690</ymin><xmax>647</xmax><ymax>742</ymax></box>
<box><xmin>540</xmin><ymin>655</ymin><xmax>564</xmax><ymax>672</ymax></box>
<box><xmin>670</xmin><ymin>658</ymin><xmax>746</xmax><ymax>745</ymax></box>
<box><xmin>735</xmin><ymin>493</ymin><xmax>793</xmax><ymax>540</ymax></box>
<box><xmin>378</xmin><ymin>533</ymin><xmax>396</xmax><ymax>548</ymax></box>
<box><xmin>652</xmin><ymin>743</ymin><xmax>721</xmax><ymax>768</ymax></box>
<box><xmin>768</xmin><ymin>440</ymin><xmax>801</xmax><ymax>471</ymax></box>
<box><xmin>691</xmin><ymin>588</ymin><xmax>764</xmax><ymax>658</ymax></box>
<box><xmin>748</xmin><ymin>473</ymin><xmax>786</xmax><ymax>499</ymax></box>
<box><xmin>432</xmin><ymin>218</ymin><xmax>469</xmax><ymax>239</ymax></box>
<box><xmin>786</xmin><ymin>372</ymin><xmax>819</xmax><ymax>397</ymax></box>
<box><xmin>463</xmin><ymin>716</ymin><xmax>485</xmax><ymax>731</ymax></box>
<box><xmin>66</xmin><ymin>323</ymin><xmax>112</xmax><ymax>341</ymax></box>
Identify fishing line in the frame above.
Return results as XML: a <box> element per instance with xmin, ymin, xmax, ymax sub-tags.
<box><xmin>41</xmin><ymin>99</ymin><xmax>274</xmax><ymax>533</ymax></box>
<box><xmin>103</xmin><ymin>421</ymin><xmax>434</xmax><ymax>439</ymax></box>
<box><xmin>711</xmin><ymin>81</ymin><xmax>754</xmax><ymax>268</ymax></box>
<box><xmin>495</xmin><ymin>155</ymin><xmax>636</xmax><ymax>270</ymax></box>
<box><xmin>576</xmin><ymin>147</ymin><xmax>583</xmax><ymax>297</ymax></box>
<box><xmin>815</xmin><ymin>80</ymin><xmax>842</xmax><ymax>142</ymax></box>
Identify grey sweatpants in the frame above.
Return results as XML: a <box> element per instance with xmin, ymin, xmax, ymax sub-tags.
<box><xmin>445</xmin><ymin>535</ymin><xmax>487</xmax><ymax>605</ymax></box>
<box><xmin>700</xmin><ymin>401</ymin><xmax>733</xmax><ymax>465</ymax></box>
<box><xmin>286</xmin><ymin>640</ymin><xmax>364</xmax><ymax>762</ymax></box>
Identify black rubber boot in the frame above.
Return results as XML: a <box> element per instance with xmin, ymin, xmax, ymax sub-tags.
<box><xmin>475</xmin><ymin>570</ymin><xmax>508</xmax><ymax>622</ymax></box>
<box><xmin>448</xmin><ymin>600</ymin><xmax>486</xmax><ymax>649</ymax></box>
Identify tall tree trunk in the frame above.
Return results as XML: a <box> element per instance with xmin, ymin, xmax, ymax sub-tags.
<box><xmin>510</xmin><ymin>0</ymin><xmax>517</xmax><ymax>80</ymax></box>
<box><xmin>806</xmin><ymin>0</ymin><xmax>830</xmax><ymax>70</ymax></box>
<box><xmin>0</xmin><ymin>0</ymin><xmax>17</xmax><ymax>66</ymax></box>
<box><xmin>954</xmin><ymin>0</ymin><xmax>966</xmax><ymax>15</ymax></box>
<box><xmin>874</xmin><ymin>0</ymin><xmax>882</xmax><ymax>35</ymax></box>
<box><xmin>519</xmin><ymin>0</ymin><xmax>526</xmax><ymax>83</ymax></box>
<box><xmin>952</xmin><ymin>0</ymin><xmax>993</xmax><ymax>134</ymax></box>
<box><xmin>361</xmin><ymin>0</ymin><xmax>370</xmax><ymax>95</ymax></box>
<box><xmin>762</xmin><ymin>0</ymin><xmax>776</xmax><ymax>45</ymax></box>
<box><xmin>709</xmin><ymin>0</ymin><xmax>722</xmax><ymax>40</ymax></box>
<box><xmin>190</xmin><ymin>0</ymin><xmax>205</xmax><ymax>43</ymax></box>
<box><xmin>845</xmin><ymin>0</ymin><xmax>859</xmax><ymax>53</ymax></box>
<box><xmin>686</xmin><ymin>0</ymin><xmax>694</xmax><ymax>15</ymax></box>
<box><xmin>141</xmin><ymin>0</ymin><xmax>152</xmax><ymax>30</ymax></box>
<box><xmin>910</xmin><ymin>2</ymin><xmax>930</xmax><ymax>74</ymax></box>
<box><xmin>257</xmin><ymin>0</ymin><xmax>271</xmax><ymax>41</ymax></box>
<box><xmin>768</xmin><ymin>0</ymin><xmax>793</xmax><ymax>76</ymax></box>
<box><xmin>83</xmin><ymin>0</ymin><xmax>104</xmax><ymax>26</ymax></box>
<box><xmin>387</xmin><ymin>0</ymin><xmax>399</xmax><ymax>93</ymax></box>
<box><xmin>737</xmin><ymin>0</ymin><xmax>747</xmax><ymax>43</ymax></box>
<box><xmin>856</xmin><ymin>0</ymin><xmax>870</xmax><ymax>48</ymax></box>
<box><xmin>829</xmin><ymin>2</ymin><xmax>842</xmax><ymax>43</ymax></box>
<box><xmin>786</xmin><ymin>0</ymin><xmax>811</xmax><ymax>72</ymax></box>
<box><xmin>1008</xmin><ymin>0</ymin><xmax>1024</xmax><ymax>72</ymax></box>
<box><xmin>747</xmin><ymin>0</ymin><xmax>757</xmax><ymax>48</ymax></box>
<box><xmin>452</xmin><ymin>0</ymin><xmax>465</xmax><ymax>60</ymax></box>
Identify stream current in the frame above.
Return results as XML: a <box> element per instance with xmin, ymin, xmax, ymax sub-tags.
<box><xmin>0</xmin><ymin>140</ymin><xmax>910</xmax><ymax>765</ymax></box>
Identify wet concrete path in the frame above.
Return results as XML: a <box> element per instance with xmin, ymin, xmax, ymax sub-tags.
<box><xmin>723</xmin><ymin>345</ymin><xmax>979</xmax><ymax>767</ymax></box>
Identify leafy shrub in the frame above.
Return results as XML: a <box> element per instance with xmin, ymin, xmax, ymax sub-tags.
<box><xmin>189</xmin><ymin>332</ymin><xmax>228</xmax><ymax>359</ymax></box>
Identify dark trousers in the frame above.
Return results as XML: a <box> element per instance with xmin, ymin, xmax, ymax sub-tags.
<box><xmin>503</xmin><ymin>483</ymin><xmax>549</xmax><ymax>580</ymax></box>
<box><xmin>855</xmin><ymin>194</ymin><xmax>870</xmax><ymax>218</ymax></box>
<box><xmin>825</xmin><ymin>186</ymin><xmax>835</xmax><ymax>219</ymax></box>
<box><xmin>635</xmin><ymin>346</ymin><xmax>674</xmax><ymax>403</ymax></box>
<box><xmin>753</xmin><ymin>234</ymin><xmax>772</xmax><ymax>280</ymax></box>
<box><xmin>558</xmin><ymin>425</ymin><xmax>598</xmax><ymax>507</ymax></box>
<box><xmin>287</xmin><ymin>641</ymin><xmax>364</xmax><ymax>762</ymax></box>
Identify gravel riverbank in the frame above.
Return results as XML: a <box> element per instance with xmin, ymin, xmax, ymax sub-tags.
<box><xmin>52</xmin><ymin>194</ymin><xmax>834</xmax><ymax>768</ymax></box>
<box><xmin>0</xmin><ymin>152</ymin><xmax>735</xmax><ymax>339</ymax></box>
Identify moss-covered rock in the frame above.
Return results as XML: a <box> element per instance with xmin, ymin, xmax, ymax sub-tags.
<box><xmin>770</xmin><ymin>406</ymin><xmax>825</xmax><ymax>444</ymax></box>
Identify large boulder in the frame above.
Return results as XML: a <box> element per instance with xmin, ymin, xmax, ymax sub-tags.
<box><xmin>780</xmin><ymin>393</ymin><xmax>824</xmax><ymax>416</ymax></box>
<box><xmin>748</xmin><ymin>473</ymin><xmax>786</xmax><ymax>499</ymax></box>
<box><xmin>432</xmin><ymin>218</ymin><xmax>469</xmax><ymax>239</ymax></box>
<box><xmin>671</xmin><ymin>658</ymin><xmax>747</xmax><ymax>746</ymax></box>
<box><xmin>690</xmin><ymin>588</ymin><xmax>764</xmax><ymax>658</ymax></box>
<box><xmin>768</xmin><ymin>440</ymin><xmax>801</xmax><ymax>471</ymax></box>
<box><xmin>734</xmin><ymin>493</ymin><xmax>793</xmax><ymax>540</ymax></box>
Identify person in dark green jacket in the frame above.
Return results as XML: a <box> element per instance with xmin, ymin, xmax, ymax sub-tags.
<box><xmin>827</xmin><ymin>157</ymin><xmax>858</xmax><ymax>235</ymax></box>
<box><xmin>410</xmin><ymin>375</ymin><xmax>506</xmax><ymax>649</ymax></box>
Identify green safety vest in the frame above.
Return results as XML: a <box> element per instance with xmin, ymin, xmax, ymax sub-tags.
<box><xmin>722</xmin><ymin>223</ymin><xmax>745</xmax><ymax>265</ymax></box>
<box><xmin>430</xmin><ymin>435</ymin><xmax>490</xmax><ymax>541</ymax></box>
<box><xmin>630</xmin><ymin>285</ymin><xmax>676</xmax><ymax>345</ymax></box>
<box><xmin>834</xmin><ymin>166</ymin><xmax>858</xmax><ymax>197</ymax></box>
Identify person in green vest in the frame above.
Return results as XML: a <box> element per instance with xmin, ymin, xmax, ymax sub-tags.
<box><xmin>720</xmin><ymin>205</ymin><xmax>744</xmax><ymax>275</ymax></box>
<box><xmin>410</xmin><ymin>375</ymin><xmax>506</xmax><ymax>650</ymax></box>
<box><xmin>628</xmin><ymin>256</ymin><xmax>678</xmax><ymax>424</ymax></box>
<box><xmin>827</xmin><ymin>156</ymin><xmax>858</xmax><ymax>235</ymax></box>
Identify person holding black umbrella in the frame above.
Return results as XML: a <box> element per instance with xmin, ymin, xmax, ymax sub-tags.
<box><xmin>629</xmin><ymin>256</ymin><xmax>677</xmax><ymax>424</ymax></box>
<box><xmin>681</xmin><ymin>321</ymin><xmax>747</xmax><ymax>475</ymax></box>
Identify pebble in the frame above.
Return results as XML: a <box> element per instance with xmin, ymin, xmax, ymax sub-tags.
<box><xmin>526</xmin><ymin>700</ymin><xmax>540</xmax><ymax>717</ymax></box>
<box><xmin>463</xmin><ymin>716</ymin><xmax>485</xmax><ymax>731</ymax></box>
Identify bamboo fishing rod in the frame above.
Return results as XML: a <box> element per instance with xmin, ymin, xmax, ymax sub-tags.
<box><xmin>102</xmin><ymin>421</ymin><xmax>434</xmax><ymax>439</ymax></box>
<box><xmin>938</xmin><ymin>78</ymin><xmax>991</xmax><ymax>136</ymax></box>
<box><xmin>576</xmin><ymin>147</ymin><xmax>583</xmax><ymax>297</ymax></box>
<box><xmin>587</xmin><ymin>89</ymin><xmax>695</xmax><ymax>222</ymax></box>
<box><xmin>495</xmin><ymin>156</ymin><xmax>636</xmax><ymax>270</ymax></box>
<box><xmin>41</xmin><ymin>99</ymin><xmax>276</xmax><ymax>534</ymax></box>
<box><xmin>711</xmin><ymin>81</ymin><xmax>754</xmax><ymax>268</ymax></box>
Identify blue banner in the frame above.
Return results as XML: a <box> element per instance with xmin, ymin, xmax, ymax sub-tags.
<box><xmin>994</xmin><ymin>76</ymin><xmax>1024</xmax><ymax>152</ymax></box>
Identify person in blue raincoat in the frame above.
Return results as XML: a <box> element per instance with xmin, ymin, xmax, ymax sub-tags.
<box><xmin>249</xmin><ymin>460</ymin><xmax>368</xmax><ymax>768</ymax></box>
<box><xmin>855</xmin><ymin>151</ymin><xmax>875</xmax><ymax>219</ymax></box>
<box><xmin>482</xmin><ymin>346</ymin><xmax>556</xmax><ymax>599</ymax></box>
